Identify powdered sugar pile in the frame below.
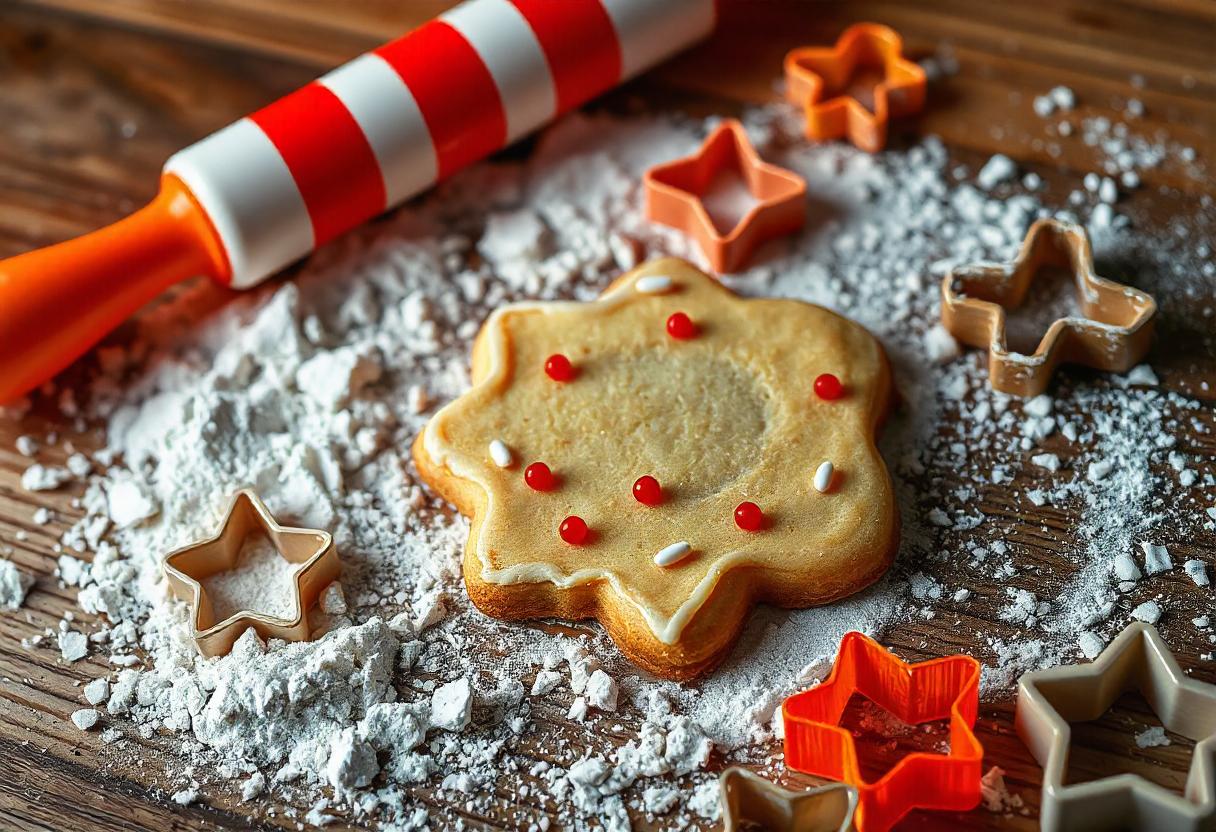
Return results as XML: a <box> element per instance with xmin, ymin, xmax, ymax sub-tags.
<box><xmin>203</xmin><ymin>534</ymin><xmax>301</xmax><ymax>622</ymax></box>
<box><xmin>8</xmin><ymin>89</ymin><xmax>1213</xmax><ymax>827</ymax></box>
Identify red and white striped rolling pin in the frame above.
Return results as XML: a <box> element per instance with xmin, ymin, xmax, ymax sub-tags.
<box><xmin>0</xmin><ymin>0</ymin><xmax>716</xmax><ymax>402</ymax></box>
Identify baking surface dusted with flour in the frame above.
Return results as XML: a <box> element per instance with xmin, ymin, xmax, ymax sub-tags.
<box><xmin>1</xmin><ymin>34</ymin><xmax>1213</xmax><ymax>830</ymax></box>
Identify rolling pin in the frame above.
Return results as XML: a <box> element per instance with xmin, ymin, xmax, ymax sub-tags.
<box><xmin>0</xmin><ymin>0</ymin><xmax>716</xmax><ymax>402</ymax></box>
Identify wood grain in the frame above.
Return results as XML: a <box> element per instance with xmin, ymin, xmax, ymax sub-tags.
<box><xmin>1</xmin><ymin>2</ymin><xmax>1214</xmax><ymax>830</ymax></box>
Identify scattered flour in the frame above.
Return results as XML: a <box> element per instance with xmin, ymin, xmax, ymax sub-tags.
<box><xmin>980</xmin><ymin>766</ymin><xmax>1026</xmax><ymax>815</ymax></box>
<box><xmin>58</xmin><ymin>629</ymin><xmax>88</xmax><ymax>662</ymax></box>
<box><xmin>0</xmin><ymin>560</ymin><xmax>34</xmax><ymax>610</ymax></box>
<box><xmin>1140</xmin><ymin>542</ymin><xmax>1172</xmax><ymax>575</ymax></box>
<box><xmin>429</xmin><ymin>678</ymin><xmax>473</xmax><ymax>732</ymax></box>
<box><xmin>83</xmin><ymin>677</ymin><xmax>111</xmax><ymax>705</ymax></box>
<box><xmin>977</xmin><ymin>153</ymin><xmax>1018</xmax><ymax>189</ymax></box>
<box><xmin>3</xmin><ymin>97</ymin><xmax>1210</xmax><ymax>829</ymax></box>
<box><xmin>1135</xmin><ymin>725</ymin><xmax>1170</xmax><ymax>748</ymax></box>
<box><xmin>21</xmin><ymin>463</ymin><xmax>71</xmax><ymax>492</ymax></box>
<box><xmin>71</xmin><ymin>708</ymin><xmax>100</xmax><ymax>731</ymax></box>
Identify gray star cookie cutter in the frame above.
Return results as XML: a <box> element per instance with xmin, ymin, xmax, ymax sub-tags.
<box><xmin>1015</xmin><ymin>621</ymin><xmax>1216</xmax><ymax>831</ymax></box>
<box><xmin>719</xmin><ymin>766</ymin><xmax>857</xmax><ymax>832</ymax></box>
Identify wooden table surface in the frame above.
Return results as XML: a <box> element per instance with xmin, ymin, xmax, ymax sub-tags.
<box><xmin>1</xmin><ymin>1</ymin><xmax>1213</xmax><ymax>830</ymax></box>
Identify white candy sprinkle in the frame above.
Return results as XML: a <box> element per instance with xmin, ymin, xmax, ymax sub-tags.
<box><xmin>635</xmin><ymin>275</ymin><xmax>674</xmax><ymax>294</ymax></box>
<box><xmin>653</xmin><ymin>541</ymin><xmax>692</xmax><ymax>568</ymax></box>
<box><xmin>813</xmin><ymin>461</ymin><xmax>834</xmax><ymax>493</ymax></box>
<box><xmin>488</xmin><ymin>439</ymin><xmax>513</xmax><ymax>468</ymax></box>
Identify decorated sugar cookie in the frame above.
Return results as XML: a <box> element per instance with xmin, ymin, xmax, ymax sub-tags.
<box><xmin>414</xmin><ymin>259</ymin><xmax>898</xmax><ymax>680</ymax></box>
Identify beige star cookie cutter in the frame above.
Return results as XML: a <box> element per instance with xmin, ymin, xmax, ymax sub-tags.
<box><xmin>1015</xmin><ymin>621</ymin><xmax>1216</xmax><ymax>832</ymax></box>
<box><xmin>720</xmin><ymin>767</ymin><xmax>858</xmax><ymax>832</ymax></box>
<box><xmin>940</xmin><ymin>218</ymin><xmax>1157</xmax><ymax>397</ymax></box>
<box><xmin>414</xmin><ymin>257</ymin><xmax>898</xmax><ymax>679</ymax></box>
<box><xmin>162</xmin><ymin>489</ymin><xmax>340</xmax><ymax>657</ymax></box>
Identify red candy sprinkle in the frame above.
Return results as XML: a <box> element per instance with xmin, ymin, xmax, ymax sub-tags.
<box><xmin>814</xmin><ymin>373</ymin><xmax>844</xmax><ymax>400</ymax></box>
<box><xmin>545</xmin><ymin>354</ymin><xmax>576</xmax><ymax>382</ymax></box>
<box><xmin>666</xmin><ymin>312</ymin><xmax>698</xmax><ymax>340</ymax></box>
<box><xmin>560</xmin><ymin>515</ymin><xmax>589</xmax><ymax>545</ymax></box>
<box><xmin>734</xmin><ymin>501</ymin><xmax>764</xmax><ymax>532</ymax></box>
<box><xmin>525</xmin><ymin>462</ymin><xmax>556</xmax><ymax>492</ymax></box>
<box><xmin>633</xmin><ymin>475</ymin><xmax>663</xmax><ymax>506</ymax></box>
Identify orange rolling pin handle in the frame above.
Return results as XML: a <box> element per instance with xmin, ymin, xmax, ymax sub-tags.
<box><xmin>0</xmin><ymin>175</ymin><xmax>228</xmax><ymax>402</ymax></box>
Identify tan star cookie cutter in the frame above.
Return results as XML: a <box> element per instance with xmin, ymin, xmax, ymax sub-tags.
<box><xmin>720</xmin><ymin>767</ymin><xmax>858</xmax><ymax>832</ymax></box>
<box><xmin>1015</xmin><ymin>621</ymin><xmax>1216</xmax><ymax>832</ymax></box>
<box><xmin>162</xmin><ymin>489</ymin><xmax>340</xmax><ymax>657</ymax></box>
<box><xmin>940</xmin><ymin>218</ymin><xmax>1157</xmax><ymax>397</ymax></box>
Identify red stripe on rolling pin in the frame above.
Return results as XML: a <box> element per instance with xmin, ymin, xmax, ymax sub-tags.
<box><xmin>511</xmin><ymin>0</ymin><xmax>621</xmax><ymax>112</ymax></box>
<box><xmin>376</xmin><ymin>22</ymin><xmax>507</xmax><ymax>179</ymax></box>
<box><xmin>250</xmin><ymin>83</ymin><xmax>386</xmax><ymax>246</ymax></box>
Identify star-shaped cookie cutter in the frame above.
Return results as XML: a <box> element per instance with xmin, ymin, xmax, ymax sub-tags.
<box><xmin>720</xmin><ymin>767</ymin><xmax>858</xmax><ymax>832</ymax></box>
<box><xmin>941</xmin><ymin>218</ymin><xmax>1157</xmax><ymax>397</ymax></box>
<box><xmin>784</xmin><ymin>23</ymin><xmax>926</xmax><ymax>153</ymax></box>
<box><xmin>783</xmin><ymin>631</ymin><xmax>983</xmax><ymax>831</ymax></box>
<box><xmin>644</xmin><ymin>118</ymin><xmax>806</xmax><ymax>273</ymax></box>
<box><xmin>1016</xmin><ymin>621</ymin><xmax>1216</xmax><ymax>832</ymax></box>
<box><xmin>162</xmin><ymin>489</ymin><xmax>340</xmax><ymax>657</ymax></box>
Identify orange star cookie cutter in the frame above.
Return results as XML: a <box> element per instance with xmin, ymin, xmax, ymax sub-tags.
<box><xmin>940</xmin><ymin>218</ymin><xmax>1157</xmax><ymax>397</ymax></box>
<box><xmin>162</xmin><ymin>489</ymin><xmax>340</xmax><ymax>657</ymax></box>
<box><xmin>783</xmin><ymin>631</ymin><xmax>983</xmax><ymax>832</ymax></box>
<box><xmin>784</xmin><ymin>23</ymin><xmax>927</xmax><ymax>153</ymax></box>
<box><xmin>644</xmin><ymin>118</ymin><xmax>806</xmax><ymax>273</ymax></box>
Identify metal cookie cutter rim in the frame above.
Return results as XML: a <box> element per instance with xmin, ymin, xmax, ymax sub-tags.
<box><xmin>162</xmin><ymin>488</ymin><xmax>340</xmax><ymax>657</ymax></box>
<box><xmin>643</xmin><ymin>118</ymin><xmax>807</xmax><ymax>273</ymax></box>
<box><xmin>1015</xmin><ymin>621</ymin><xmax>1216</xmax><ymax>832</ymax></box>
<box><xmin>720</xmin><ymin>766</ymin><xmax>858</xmax><ymax>832</ymax></box>
<box><xmin>782</xmin><ymin>630</ymin><xmax>983</xmax><ymax>832</ymax></box>
<box><xmin>784</xmin><ymin>22</ymin><xmax>927</xmax><ymax>153</ymax></box>
<box><xmin>940</xmin><ymin>218</ymin><xmax>1157</xmax><ymax>397</ymax></box>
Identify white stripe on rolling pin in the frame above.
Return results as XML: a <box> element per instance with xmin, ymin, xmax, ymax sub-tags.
<box><xmin>164</xmin><ymin>119</ymin><xmax>314</xmax><ymax>289</ymax></box>
<box><xmin>599</xmin><ymin>0</ymin><xmax>716</xmax><ymax>80</ymax></box>
<box><xmin>442</xmin><ymin>0</ymin><xmax>557</xmax><ymax>142</ymax></box>
<box><xmin>319</xmin><ymin>54</ymin><xmax>439</xmax><ymax>207</ymax></box>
